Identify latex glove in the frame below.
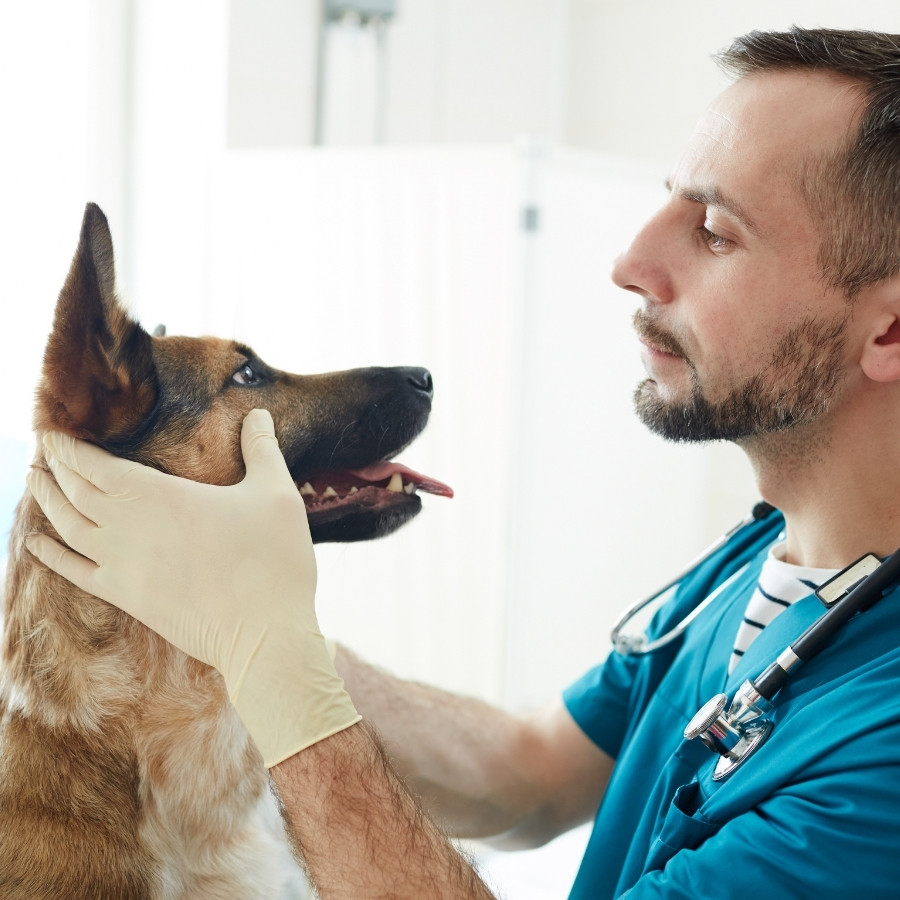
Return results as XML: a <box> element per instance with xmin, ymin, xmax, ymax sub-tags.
<box><xmin>25</xmin><ymin>409</ymin><xmax>360</xmax><ymax>767</ymax></box>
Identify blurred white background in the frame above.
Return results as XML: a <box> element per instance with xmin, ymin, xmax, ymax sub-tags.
<box><xmin>1</xmin><ymin>2</ymin><xmax>897</xmax><ymax>895</ymax></box>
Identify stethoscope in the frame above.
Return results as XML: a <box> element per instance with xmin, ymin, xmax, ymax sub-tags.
<box><xmin>610</xmin><ymin>502</ymin><xmax>900</xmax><ymax>780</ymax></box>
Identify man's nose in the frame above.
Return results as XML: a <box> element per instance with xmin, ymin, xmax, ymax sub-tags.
<box><xmin>610</xmin><ymin>212</ymin><xmax>675</xmax><ymax>305</ymax></box>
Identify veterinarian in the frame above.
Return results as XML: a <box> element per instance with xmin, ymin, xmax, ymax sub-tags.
<box><xmin>27</xmin><ymin>26</ymin><xmax>900</xmax><ymax>899</ymax></box>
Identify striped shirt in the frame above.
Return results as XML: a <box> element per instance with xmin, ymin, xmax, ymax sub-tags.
<box><xmin>728</xmin><ymin>542</ymin><xmax>837</xmax><ymax>673</ymax></box>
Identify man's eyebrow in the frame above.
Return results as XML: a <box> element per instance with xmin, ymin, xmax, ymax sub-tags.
<box><xmin>663</xmin><ymin>178</ymin><xmax>762</xmax><ymax>236</ymax></box>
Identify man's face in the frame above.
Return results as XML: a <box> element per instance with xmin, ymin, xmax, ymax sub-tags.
<box><xmin>612</xmin><ymin>70</ymin><xmax>866</xmax><ymax>444</ymax></box>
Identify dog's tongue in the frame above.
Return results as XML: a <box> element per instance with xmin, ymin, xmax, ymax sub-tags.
<box><xmin>348</xmin><ymin>462</ymin><xmax>454</xmax><ymax>498</ymax></box>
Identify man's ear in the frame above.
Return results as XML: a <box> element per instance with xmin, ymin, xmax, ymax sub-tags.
<box><xmin>35</xmin><ymin>203</ymin><xmax>158</xmax><ymax>442</ymax></box>
<box><xmin>862</xmin><ymin>313</ymin><xmax>900</xmax><ymax>383</ymax></box>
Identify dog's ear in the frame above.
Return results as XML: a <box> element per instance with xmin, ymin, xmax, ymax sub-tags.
<box><xmin>36</xmin><ymin>203</ymin><xmax>158</xmax><ymax>443</ymax></box>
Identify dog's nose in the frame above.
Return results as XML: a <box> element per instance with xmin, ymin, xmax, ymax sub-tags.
<box><xmin>402</xmin><ymin>367</ymin><xmax>434</xmax><ymax>398</ymax></box>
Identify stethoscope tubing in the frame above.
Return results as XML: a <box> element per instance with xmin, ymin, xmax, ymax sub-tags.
<box><xmin>753</xmin><ymin>544</ymin><xmax>900</xmax><ymax>701</ymax></box>
<box><xmin>610</xmin><ymin>502</ymin><xmax>776</xmax><ymax>656</ymax></box>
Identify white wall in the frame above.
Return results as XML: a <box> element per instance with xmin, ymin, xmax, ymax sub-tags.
<box><xmin>225</xmin><ymin>0</ymin><xmax>900</xmax><ymax>161</ymax></box>
<box><xmin>227</xmin><ymin>0</ymin><xmax>569</xmax><ymax>147</ymax></box>
<box><xmin>0</xmin><ymin>4</ymin><xmax>97</xmax><ymax>556</ymax></box>
<box><xmin>564</xmin><ymin>0</ymin><xmax>900</xmax><ymax>165</ymax></box>
<box><xmin>227</xmin><ymin>0</ymin><xmax>318</xmax><ymax>147</ymax></box>
<box><xmin>0</xmin><ymin>2</ymin><xmax>92</xmax><ymax>438</ymax></box>
<box><xmin>127</xmin><ymin>0</ymin><xmax>229</xmax><ymax>331</ymax></box>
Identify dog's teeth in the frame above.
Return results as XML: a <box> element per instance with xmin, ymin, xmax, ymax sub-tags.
<box><xmin>386</xmin><ymin>473</ymin><xmax>404</xmax><ymax>493</ymax></box>
<box><xmin>323</xmin><ymin>486</ymin><xmax>338</xmax><ymax>498</ymax></box>
<box><xmin>349</xmin><ymin>486</ymin><xmax>359</xmax><ymax>494</ymax></box>
<box><xmin>300</xmin><ymin>482</ymin><xmax>315</xmax><ymax>496</ymax></box>
<box><xmin>404</xmin><ymin>483</ymin><xmax>416</xmax><ymax>494</ymax></box>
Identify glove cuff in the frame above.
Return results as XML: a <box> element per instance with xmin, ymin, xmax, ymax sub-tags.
<box><xmin>228</xmin><ymin>628</ymin><xmax>360</xmax><ymax>768</ymax></box>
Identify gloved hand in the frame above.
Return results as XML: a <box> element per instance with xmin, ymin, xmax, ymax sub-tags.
<box><xmin>25</xmin><ymin>408</ymin><xmax>360</xmax><ymax>768</ymax></box>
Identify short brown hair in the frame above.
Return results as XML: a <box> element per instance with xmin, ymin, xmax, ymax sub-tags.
<box><xmin>716</xmin><ymin>27</ymin><xmax>900</xmax><ymax>297</ymax></box>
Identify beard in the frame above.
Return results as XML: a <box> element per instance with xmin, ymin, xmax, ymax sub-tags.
<box><xmin>632</xmin><ymin>309</ymin><xmax>850</xmax><ymax>443</ymax></box>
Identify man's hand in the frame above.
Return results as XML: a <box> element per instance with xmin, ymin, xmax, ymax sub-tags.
<box><xmin>26</xmin><ymin>410</ymin><xmax>497</xmax><ymax>897</ymax></box>
<box><xmin>26</xmin><ymin>409</ymin><xmax>360</xmax><ymax>767</ymax></box>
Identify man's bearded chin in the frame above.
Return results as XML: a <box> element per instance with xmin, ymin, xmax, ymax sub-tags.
<box><xmin>634</xmin><ymin>376</ymin><xmax>767</xmax><ymax>443</ymax></box>
<box><xmin>632</xmin><ymin>312</ymin><xmax>851</xmax><ymax>444</ymax></box>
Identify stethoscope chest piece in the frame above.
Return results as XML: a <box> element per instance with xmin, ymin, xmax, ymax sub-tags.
<box><xmin>684</xmin><ymin>549</ymin><xmax>900</xmax><ymax>780</ymax></box>
<box><xmin>684</xmin><ymin>690</ymin><xmax>773</xmax><ymax>781</ymax></box>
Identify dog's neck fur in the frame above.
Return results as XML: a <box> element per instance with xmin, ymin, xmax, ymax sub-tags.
<box><xmin>0</xmin><ymin>478</ymin><xmax>301</xmax><ymax>898</ymax></box>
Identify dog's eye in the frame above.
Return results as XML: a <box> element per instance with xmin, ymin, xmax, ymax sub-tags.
<box><xmin>232</xmin><ymin>363</ymin><xmax>260</xmax><ymax>386</ymax></box>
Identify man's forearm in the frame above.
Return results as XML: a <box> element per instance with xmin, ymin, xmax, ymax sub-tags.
<box><xmin>332</xmin><ymin>645</ymin><xmax>610</xmax><ymax>848</ymax></box>
<box><xmin>333</xmin><ymin>645</ymin><xmax>541</xmax><ymax>839</ymax></box>
<box><xmin>270</xmin><ymin>721</ymin><xmax>496</xmax><ymax>899</ymax></box>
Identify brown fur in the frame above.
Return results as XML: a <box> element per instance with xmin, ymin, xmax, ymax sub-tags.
<box><xmin>0</xmin><ymin>204</ymin><xmax>437</xmax><ymax>898</ymax></box>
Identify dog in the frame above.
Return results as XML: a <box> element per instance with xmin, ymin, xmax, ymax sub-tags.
<box><xmin>0</xmin><ymin>203</ymin><xmax>452</xmax><ymax>898</ymax></box>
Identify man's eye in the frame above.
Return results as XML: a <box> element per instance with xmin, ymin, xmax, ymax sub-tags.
<box><xmin>232</xmin><ymin>363</ymin><xmax>260</xmax><ymax>385</ymax></box>
<box><xmin>698</xmin><ymin>224</ymin><xmax>733</xmax><ymax>251</ymax></box>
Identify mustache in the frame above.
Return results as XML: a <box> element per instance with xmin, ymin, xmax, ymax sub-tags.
<box><xmin>632</xmin><ymin>310</ymin><xmax>689</xmax><ymax>360</ymax></box>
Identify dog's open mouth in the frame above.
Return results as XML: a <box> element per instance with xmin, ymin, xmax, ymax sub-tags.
<box><xmin>294</xmin><ymin>461</ymin><xmax>453</xmax><ymax>538</ymax></box>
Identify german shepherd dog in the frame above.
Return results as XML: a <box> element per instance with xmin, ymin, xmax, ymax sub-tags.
<box><xmin>0</xmin><ymin>203</ymin><xmax>452</xmax><ymax>898</ymax></box>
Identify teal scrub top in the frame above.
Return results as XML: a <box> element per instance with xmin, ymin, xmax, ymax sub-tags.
<box><xmin>563</xmin><ymin>510</ymin><xmax>900</xmax><ymax>899</ymax></box>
